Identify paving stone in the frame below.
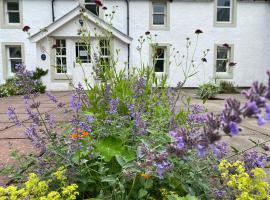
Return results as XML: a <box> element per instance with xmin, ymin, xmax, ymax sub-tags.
<box><xmin>0</xmin><ymin>125</ymin><xmax>27</xmax><ymax>139</ymax></box>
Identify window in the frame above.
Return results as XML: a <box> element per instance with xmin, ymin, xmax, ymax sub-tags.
<box><xmin>215</xmin><ymin>44</ymin><xmax>234</xmax><ymax>78</ymax></box>
<box><xmin>99</xmin><ymin>39</ymin><xmax>110</xmax><ymax>69</ymax></box>
<box><xmin>75</xmin><ymin>42</ymin><xmax>91</xmax><ymax>63</ymax></box>
<box><xmin>7</xmin><ymin>46</ymin><xmax>22</xmax><ymax>75</ymax></box>
<box><xmin>215</xmin><ymin>0</ymin><xmax>236</xmax><ymax>26</ymax></box>
<box><xmin>6</xmin><ymin>0</ymin><xmax>20</xmax><ymax>24</ymax></box>
<box><xmin>152</xmin><ymin>46</ymin><xmax>167</xmax><ymax>73</ymax></box>
<box><xmin>55</xmin><ymin>40</ymin><xmax>67</xmax><ymax>74</ymax></box>
<box><xmin>152</xmin><ymin>2</ymin><xmax>166</xmax><ymax>26</ymax></box>
<box><xmin>84</xmin><ymin>0</ymin><xmax>99</xmax><ymax>16</ymax></box>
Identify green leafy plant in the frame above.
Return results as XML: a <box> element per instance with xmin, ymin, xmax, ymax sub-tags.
<box><xmin>219</xmin><ymin>81</ymin><xmax>238</xmax><ymax>94</ymax></box>
<box><xmin>197</xmin><ymin>83</ymin><xmax>220</xmax><ymax>101</ymax></box>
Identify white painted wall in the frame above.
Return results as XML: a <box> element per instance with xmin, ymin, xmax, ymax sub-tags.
<box><xmin>1</xmin><ymin>0</ymin><xmax>270</xmax><ymax>88</ymax></box>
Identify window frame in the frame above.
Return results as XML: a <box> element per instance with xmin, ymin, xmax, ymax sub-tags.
<box><xmin>214</xmin><ymin>44</ymin><xmax>234</xmax><ymax>79</ymax></box>
<box><xmin>99</xmin><ymin>39</ymin><xmax>111</xmax><ymax>70</ymax></box>
<box><xmin>150</xmin><ymin>43</ymin><xmax>170</xmax><ymax>76</ymax></box>
<box><xmin>55</xmin><ymin>39</ymin><xmax>67</xmax><ymax>74</ymax></box>
<box><xmin>214</xmin><ymin>0</ymin><xmax>236</xmax><ymax>27</ymax></box>
<box><xmin>83</xmin><ymin>0</ymin><xmax>103</xmax><ymax>18</ymax></box>
<box><xmin>1</xmin><ymin>42</ymin><xmax>25</xmax><ymax>80</ymax></box>
<box><xmin>7</xmin><ymin>45</ymin><xmax>23</xmax><ymax>75</ymax></box>
<box><xmin>75</xmin><ymin>42</ymin><xmax>91</xmax><ymax>64</ymax></box>
<box><xmin>150</xmin><ymin>0</ymin><xmax>170</xmax><ymax>30</ymax></box>
<box><xmin>0</xmin><ymin>0</ymin><xmax>23</xmax><ymax>29</ymax></box>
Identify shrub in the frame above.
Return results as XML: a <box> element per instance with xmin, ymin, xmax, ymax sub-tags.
<box><xmin>219</xmin><ymin>81</ymin><xmax>238</xmax><ymax>94</ymax></box>
<box><xmin>0</xmin><ymin>67</ymin><xmax>47</xmax><ymax>98</ymax></box>
<box><xmin>197</xmin><ymin>83</ymin><xmax>220</xmax><ymax>101</ymax></box>
<box><xmin>0</xmin><ymin>167</ymin><xmax>79</xmax><ymax>200</ymax></box>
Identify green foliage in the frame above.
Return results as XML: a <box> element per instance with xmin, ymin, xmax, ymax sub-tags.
<box><xmin>0</xmin><ymin>67</ymin><xmax>47</xmax><ymax>97</ymax></box>
<box><xmin>219</xmin><ymin>81</ymin><xmax>238</xmax><ymax>94</ymax></box>
<box><xmin>197</xmin><ymin>83</ymin><xmax>220</xmax><ymax>101</ymax></box>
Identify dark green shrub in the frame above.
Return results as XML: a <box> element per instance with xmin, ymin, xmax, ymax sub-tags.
<box><xmin>197</xmin><ymin>83</ymin><xmax>220</xmax><ymax>101</ymax></box>
<box><xmin>219</xmin><ymin>81</ymin><xmax>238</xmax><ymax>94</ymax></box>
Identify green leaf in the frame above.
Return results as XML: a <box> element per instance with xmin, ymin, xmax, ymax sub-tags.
<box><xmin>94</xmin><ymin>136</ymin><xmax>135</xmax><ymax>162</ymax></box>
<box><xmin>138</xmin><ymin>188</ymin><xmax>148</xmax><ymax>199</ymax></box>
<box><xmin>230</xmin><ymin>146</ymin><xmax>239</xmax><ymax>154</ymax></box>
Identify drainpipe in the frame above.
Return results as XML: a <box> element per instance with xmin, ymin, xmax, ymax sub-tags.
<box><xmin>51</xmin><ymin>0</ymin><xmax>55</xmax><ymax>22</ymax></box>
<box><xmin>125</xmin><ymin>0</ymin><xmax>130</xmax><ymax>77</ymax></box>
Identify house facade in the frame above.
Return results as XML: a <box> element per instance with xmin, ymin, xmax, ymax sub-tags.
<box><xmin>0</xmin><ymin>0</ymin><xmax>270</xmax><ymax>90</ymax></box>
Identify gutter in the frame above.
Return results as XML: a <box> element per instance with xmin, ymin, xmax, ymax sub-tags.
<box><xmin>125</xmin><ymin>0</ymin><xmax>130</xmax><ymax>77</ymax></box>
<box><xmin>52</xmin><ymin>0</ymin><xmax>55</xmax><ymax>22</ymax></box>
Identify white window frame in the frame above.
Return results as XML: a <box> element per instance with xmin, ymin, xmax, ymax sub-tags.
<box><xmin>99</xmin><ymin>39</ymin><xmax>111</xmax><ymax>69</ymax></box>
<box><xmin>5</xmin><ymin>0</ymin><xmax>20</xmax><ymax>25</ymax></box>
<box><xmin>214</xmin><ymin>0</ymin><xmax>236</xmax><ymax>27</ymax></box>
<box><xmin>0</xmin><ymin>0</ymin><xmax>23</xmax><ymax>28</ymax></box>
<box><xmin>7</xmin><ymin>45</ymin><xmax>23</xmax><ymax>76</ymax></box>
<box><xmin>83</xmin><ymin>0</ymin><xmax>103</xmax><ymax>18</ymax></box>
<box><xmin>1</xmin><ymin>42</ymin><xmax>24</xmax><ymax>80</ymax></box>
<box><xmin>150</xmin><ymin>1</ymin><xmax>170</xmax><ymax>30</ymax></box>
<box><xmin>75</xmin><ymin>42</ymin><xmax>91</xmax><ymax>63</ymax></box>
<box><xmin>55</xmin><ymin>39</ymin><xmax>67</xmax><ymax>74</ymax></box>
<box><xmin>150</xmin><ymin>44</ymin><xmax>170</xmax><ymax>76</ymax></box>
<box><xmin>214</xmin><ymin>44</ymin><xmax>234</xmax><ymax>79</ymax></box>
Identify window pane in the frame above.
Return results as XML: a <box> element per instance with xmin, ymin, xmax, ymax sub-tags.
<box><xmin>153</xmin><ymin>4</ymin><xmax>165</xmax><ymax>13</ymax></box>
<box><xmin>8</xmin><ymin>12</ymin><xmax>20</xmax><ymax>23</ymax></box>
<box><xmin>217</xmin><ymin>0</ymin><xmax>230</xmax><ymax>7</ymax></box>
<box><xmin>153</xmin><ymin>14</ymin><xmax>165</xmax><ymax>25</ymax></box>
<box><xmin>155</xmin><ymin>60</ymin><xmax>164</xmax><ymax>72</ymax></box>
<box><xmin>217</xmin><ymin>47</ymin><xmax>228</xmax><ymax>59</ymax></box>
<box><xmin>7</xmin><ymin>1</ymin><xmax>19</xmax><ymax>11</ymax></box>
<box><xmin>216</xmin><ymin>60</ymin><xmax>227</xmax><ymax>72</ymax></box>
<box><xmin>61</xmin><ymin>48</ymin><xmax>66</xmax><ymax>55</ymax></box>
<box><xmin>85</xmin><ymin>4</ymin><xmax>99</xmax><ymax>16</ymax></box>
<box><xmin>217</xmin><ymin>8</ymin><xmax>230</xmax><ymax>22</ymax></box>
<box><xmin>76</xmin><ymin>43</ymin><xmax>90</xmax><ymax>63</ymax></box>
<box><xmin>9</xmin><ymin>47</ymin><xmax>21</xmax><ymax>58</ymax></box>
<box><xmin>10</xmin><ymin>59</ymin><xmax>22</xmax><ymax>73</ymax></box>
<box><xmin>156</xmin><ymin>48</ymin><xmax>165</xmax><ymax>59</ymax></box>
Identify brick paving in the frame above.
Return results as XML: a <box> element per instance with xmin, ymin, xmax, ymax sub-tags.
<box><xmin>0</xmin><ymin>90</ymin><xmax>270</xmax><ymax>185</ymax></box>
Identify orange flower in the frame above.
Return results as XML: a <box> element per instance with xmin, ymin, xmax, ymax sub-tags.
<box><xmin>140</xmin><ymin>173</ymin><xmax>151</xmax><ymax>180</ymax></box>
<box><xmin>70</xmin><ymin>133</ymin><xmax>79</xmax><ymax>139</ymax></box>
<box><xmin>82</xmin><ymin>131</ymin><xmax>89</xmax><ymax>137</ymax></box>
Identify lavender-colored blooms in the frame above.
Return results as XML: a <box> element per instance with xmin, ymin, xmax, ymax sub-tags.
<box><xmin>46</xmin><ymin>92</ymin><xmax>57</xmax><ymax>103</ymax></box>
<box><xmin>243</xmin><ymin>151</ymin><xmax>266</xmax><ymax>172</ymax></box>
<box><xmin>156</xmin><ymin>161</ymin><xmax>171</xmax><ymax>179</ymax></box>
<box><xmin>256</xmin><ymin>114</ymin><xmax>266</xmax><ymax>126</ymax></box>
<box><xmin>265</xmin><ymin>104</ymin><xmax>270</xmax><ymax>120</ymax></box>
<box><xmin>210</xmin><ymin>142</ymin><xmax>228</xmax><ymax>159</ymax></box>
<box><xmin>86</xmin><ymin>115</ymin><xmax>94</xmax><ymax>123</ymax></box>
<box><xmin>197</xmin><ymin>144</ymin><xmax>205</xmax><ymax>157</ymax></box>
<box><xmin>109</xmin><ymin>98</ymin><xmax>119</xmax><ymax>114</ymax></box>
<box><xmin>70</xmin><ymin>94</ymin><xmax>82</xmax><ymax>111</ymax></box>
<box><xmin>7</xmin><ymin>106</ymin><xmax>21</xmax><ymax>126</ymax></box>
<box><xmin>229</xmin><ymin>121</ymin><xmax>240</xmax><ymax>136</ymax></box>
<box><xmin>134</xmin><ymin>78</ymin><xmax>146</xmax><ymax>98</ymax></box>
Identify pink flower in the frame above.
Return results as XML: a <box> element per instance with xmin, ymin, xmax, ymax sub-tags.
<box><xmin>94</xmin><ymin>0</ymin><xmax>103</xmax><ymax>6</ymax></box>
<box><xmin>22</xmin><ymin>26</ymin><xmax>30</xmax><ymax>32</ymax></box>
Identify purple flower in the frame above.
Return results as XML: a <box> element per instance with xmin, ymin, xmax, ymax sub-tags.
<box><xmin>210</xmin><ymin>142</ymin><xmax>228</xmax><ymax>159</ymax></box>
<box><xmin>177</xmin><ymin>137</ymin><xmax>185</xmax><ymax>150</ymax></box>
<box><xmin>86</xmin><ymin>115</ymin><xmax>94</xmax><ymax>123</ymax></box>
<box><xmin>229</xmin><ymin>121</ymin><xmax>240</xmax><ymax>136</ymax></box>
<box><xmin>244</xmin><ymin>101</ymin><xmax>260</xmax><ymax>117</ymax></box>
<box><xmin>197</xmin><ymin>144</ymin><xmax>205</xmax><ymax>157</ymax></box>
<box><xmin>256</xmin><ymin>114</ymin><xmax>266</xmax><ymax>126</ymax></box>
<box><xmin>7</xmin><ymin>106</ymin><xmax>21</xmax><ymax>126</ymax></box>
<box><xmin>109</xmin><ymin>98</ymin><xmax>120</xmax><ymax>114</ymax></box>
<box><xmin>70</xmin><ymin>94</ymin><xmax>82</xmax><ymax>111</ymax></box>
<box><xmin>155</xmin><ymin>161</ymin><xmax>171</xmax><ymax>179</ymax></box>
<box><xmin>265</xmin><ymin>104</ymin><xmax>270</xmax><ymax>120</ymax></box>
<box><xmin>243</xmin><ymin>151</ymin><xmax>266</xmax><ymax>172</ymax></box>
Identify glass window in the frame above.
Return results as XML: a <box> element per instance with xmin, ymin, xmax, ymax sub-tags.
<box><xmin>55</xmin><ymin>40</ymin><xmax>67</xmax><ymax>74</ymax></box>
<box><xmin>216</xmin><ymin>46</ymin><xmax>229</xmax><ymax>72</ymax></box>
<box><xmin>216</xmin><ymin>0</ymin><xmax>231</xmax><ymax>22</ymax></box>
<box><xmin>153</xmin><ymin>47</ymin><xmax>166</xmax><ymax>73</ymax></box>
<box><xmin>85</xmin><ymin>0</ymin><xmax>99</xmax><ymax>16</ymax></box>
<box><xmin>75</xmin><ymin>42</ymin><xmax>91</xmax><ymax>63</ymax></box>
<box><xmin>152</xmin><ymin>2</ymin><xmax>166</xmax><ymax>25</ymax></box>
<box><xmin>7</xmin><ymin>46</ymin><xmax>22</xmax><ymax>74</ymax></box>
<box><xmin>6</xmin><ymin>0</ymin><xmax>20</xmax><ymax>24</ymax></box>
<box><xmin>99</xmin><ymin>39</ymin><xmax>110</xmax><ymax>69</ymax></box>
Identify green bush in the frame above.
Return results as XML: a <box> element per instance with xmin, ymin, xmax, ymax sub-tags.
<box><xmin>219</xmin><ymin>81</ymin><xmax>238</xmax><ymax>94</ymax></box>
<box><xmin>197</xmin><ymin>83</ymin><xmax>220</xmax><ymax>101</ymax></box>
<box><xmin>0</xmin><ymin>67</ymin><xmax>47</xmax><ymax>98</ymax></box>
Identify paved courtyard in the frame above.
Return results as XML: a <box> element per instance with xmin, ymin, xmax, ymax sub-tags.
<box><xmin>0</xmin><ymin>90</ymin><xmax>270</xmax><ymax>184</ymax></box>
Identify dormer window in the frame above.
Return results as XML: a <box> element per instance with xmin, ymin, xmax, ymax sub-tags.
<box><xmin>84</xmin><ymin>0</ymin><xmax>99</xmax><ymax>16</ymax></box>
<box><xmin>215</xmin><ymin>0</ymin><xmax>236</xmax><ymax>26</ymax></box>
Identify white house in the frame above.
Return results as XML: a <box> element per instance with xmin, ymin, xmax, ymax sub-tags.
<box><xmin>0</xmin><ymin>0</ymin><xmax>270</xmax><ymax>90</ymax></box>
